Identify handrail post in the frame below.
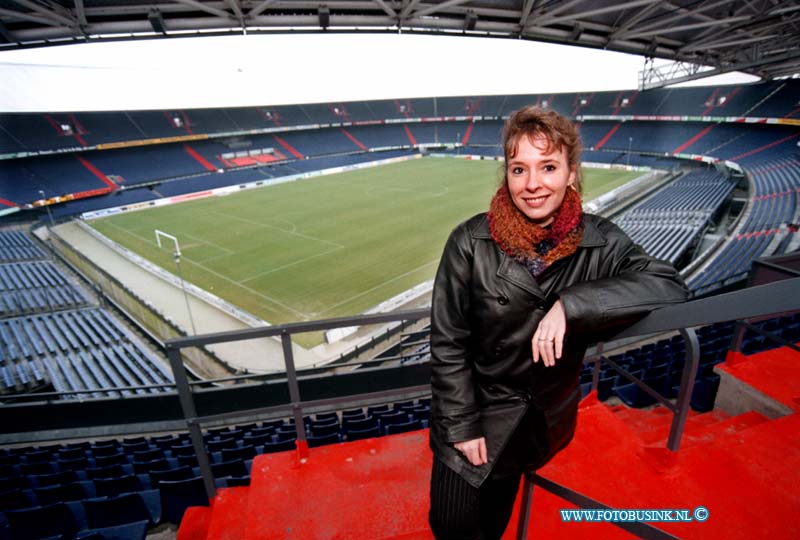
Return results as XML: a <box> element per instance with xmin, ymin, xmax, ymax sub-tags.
<box><xmin>667</xmin><ymin>328</ymin><xmax>700</xmax><ymax>451</ymax></box>
<box><xmin>516</xmin><ymin>470</ymin><xmax>536</xmax><ymax>540</ymax></box>
<box><xmin>281</xmin><ymin>332</ymin><xmax>308</xmax><ymax>459</ymax></box>
<box><xmin>166</xmin><ymin>346</ymin><xmax>216</xmax><ymax>500</ymax></box>
<box><xmin>730</xmin><ymin>320</ymin><xmax>746</xmax><ymax>354</ymax></box>
<box><xmin>590</xmin><ymin>342</ymin><xmax>604</xmax><ymax>395</ymax></box>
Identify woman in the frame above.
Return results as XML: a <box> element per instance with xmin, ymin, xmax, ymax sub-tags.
<box><xmin>428</xmin><ymin>106</ymin><xmax>688</xmax><ymax>540</ymax></box>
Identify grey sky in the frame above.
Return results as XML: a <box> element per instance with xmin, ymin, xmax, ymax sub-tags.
<box><xmin>0</xmin><ymin>33</ymin><xmax>759</xmax><ymax>112</ymax></box>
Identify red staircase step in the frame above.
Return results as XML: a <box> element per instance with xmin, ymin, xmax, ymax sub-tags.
<box><xmin>682</xmin><ymin>411</ymin><xmax>769</xmax><ymax>447</ymax></box>
<box><xmin>244</xmin><ymin>433</ymin><xmax>431</xmax><ymax>539</ymax></box>
<box><xmin>719</xmin><ymin>347</ymin><xmax>800</xmax><ymax>411</ymax></box>
<box><xmin>177</xmin><ymin>506</ymin><xmax>212</xmax><ymax>540</ymax></box>
<box><xmin>174</xmin><ymin>393</ymin><xmax>799</xmax><ymax>540</ymax></box>
<box><xmin>208</xmin><ymin>487</ymin><xmax>250</xmax><ymax>540</ymax></box>
<box><xmin>635</xmin><ymin>410</ymin><xmax>730</xmax><ymax>446</ymax></box>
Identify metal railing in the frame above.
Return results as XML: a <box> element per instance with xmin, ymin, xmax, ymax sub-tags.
<box><xmin>162</xmin><ymin>277</ymin><xmax>799</xmax><ymax>530</ymax></box>
<box><xmin>164</xmin><ymin>309</ymin><xmax>430</xmax><ymax>498</ymax></box>
<box><xmin>515</xmin><ymin>276</ymin><xmax>799</xmax><ymax>539</ymax></box>
<box><xmin>586</xmin><ymin>325</ymin><xmax>700</xmax><ymax>452</ymax></box>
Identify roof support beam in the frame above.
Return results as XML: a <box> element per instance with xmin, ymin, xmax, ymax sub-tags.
<box><xmin>0</xmin><ymin>20</ymin><xmax>13</xmax><ymax>43</ymax></box>
<box><xmin>0</xmin><ymin>7</ymin><xmax>63</xmax><ymax>27</ymax></box>
<box><xmin>226</xmin><ymin>0</ymin><xmax>244</xmax><ymax>27</ymax></box>
<box><xmin>173</xmin><ymin>0</ymin><xmax>232</xmax><ymax>20</ymax></box>
<box><xmin>534</xmin><ymin>0</ymin><xmax>586</xmax><ymax>23</ymax></box>
<box><xmin>399</xmin><ymin>0</ymin><xmax>424</xmax><ymax>20</ymax></box>
<box><xmin>680</xmin><ymin>34</ymin><xmax>777</xmax><ymax>54</ymax></box>
<box><xmin>531</xmin><ymin>0</ymin><xmax>657</xmax><ymax>28</ymax></box>
<box><xmin>409</xmin><ymin>0</ymin><xmax>470</xmax><ymax>20</ymax></box>
<box><xmin>682</xmin><ymin>17</ymin><xmax>791</xmax><ymax>52</ymax></box>
<box><xmin>74</xmin><ymin>0</ymin><xmax>87</xmax><ymax>27</ymax></box>
<box><xmin>518</xmin><ymin>0</ymin><xmax>536</xmax><ymax>27</ymax></box>
<box><xmin>609</xmin><ymin>1</ymin><xmax>661</xmax><ymax>40</ymax></box>
<box><xmin>640</xmin><ymin>49</ymin><xmax>800</xmax><ymax>90</ymax></box>
<box><xmin>624</xmin><ymin>15</ymin><xmax>752</xmax><ymax>40</ymax></box>
<box><xmin>372</xmin><ymin>0</ymin><xmax>397</xmax><ymax>19</ymax></box>
<box><xmin>249</xmin><ymin>0</ymin><xmax>278</xmax><ymax>18</ymax></box>
<box><xmin>9</xmin><ymin>0</ymin><xmax>76</xmax><ymax>28</ymax></box>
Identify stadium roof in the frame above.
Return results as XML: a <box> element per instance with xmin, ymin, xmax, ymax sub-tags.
<box><xmin>0</xmin><ymin>0</ymin><xmax>798</xmax><ymax>89</ymax></box>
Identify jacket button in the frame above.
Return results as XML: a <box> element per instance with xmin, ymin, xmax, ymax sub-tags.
<box><xmin>493</xmin><ymin>346</ymin><xmax>503</xmax><ymax>356</ymax></box>
<box><xmin>497</xmin><ymin>295</ymin><xmax>509</xmax><ymax>305</ymax></box>
<box><xmin>536</xmin><ymin>302</ymin><xmax>547</xmax><ymax>311</ymax></box>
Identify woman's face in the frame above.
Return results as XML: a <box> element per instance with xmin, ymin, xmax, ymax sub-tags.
<box><xmin>506</xmin><ymin>134</ymin><xmax>576</xmax><ymax>226</ymax></box>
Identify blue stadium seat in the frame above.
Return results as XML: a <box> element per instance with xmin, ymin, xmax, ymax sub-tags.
<box><xmin>343</xmin><ymin>417</ymin><xmax>378</xmax><ymax>434</ymax></box>
<box><xmin>308</xmin><ymin>422</ymin><xmax>340</xmax><ymax>438</ymax></box>
<box><xmin>242</xmin><ymin>433</ymin><xmax>273</xmax><ymax>449</ymax></box>
<box><xmin>158</xmin><ymin>476</ymin><xmax>208</xmax><ymax>525</ymax></box>
<box><xmin>94</xmin><ymin>474</ymin><xmax>144</xmax><ymax>498</ymax></box>
<box><xmin>93</xmin><ymin>451</ymin><xmax>130</xmax><ymax>467</ymax></box>
<box><xmin>210</xmin><ymin>459</ymin><xmax>248</xmax><ymax>480</ymax></box>
<box><xmin>219</xmin><ymin>445</ymin><xmax>257</xmax><ymax>463</ymax></box>
<box><xmin>75</xmin><ymin>520</ymin><xmax>149</xmax><ymax>540</ymax></box>
<box><xmin>307</xmin><ymin>433</ymin><xmax>341</xmax><ymax>448</ymax></box>
<box><xmin>378</xmin><ymin>412</ymin><xmax>411</xmax><ymax>434</ymax></box>
<box><xmin>346</xmin><ymin>426</ymin><xmax>381</xmax><ymax>442</ymax></box>
<box><xmin>150</xmin><ymin>465</ymin><xmax>194</xmax><ymax>487</ymax></box>
<box><xmin>33</xmin><ymin>481</ymin><xmax>92</xmax><ymax>505</ymax></box>
<box><xmin>3</xmin><ymin>502</ymin><xmax>81</xmax><ymax>540</ymax></box>
<box><xmin>612</xmin><ymin>382</ymin><xmax>658</xmax><ymax>409</ymax></box>
<box><xmin>385</xmin><ymin>420</ymin><xmax>423</xmax><ymax>435</ymax></box>
<box><xmin>261</xmin><ymin>439</ymin><xmax>296</xmax><ymax>454</ymax></box>
<box><xmin>132</xmin><ymin>458</ymin><xmax>171</xmax><ymax>476</ymax></box>
<box><xmin>0</xmin><ymin>487</ymin><xmax>37</xmax><ymax>511</ymax></box>
<box><xmin>83</xmin><ymin>493</ymin><xmax>157</xmax><ymax>529</ymax></box>
<box><xmin>205</xmin><ymin>438</ymin><xmax>237</xmax><ymax>453</ymax></box>
<box><xmin>27</xmin><ymin>470</ymin><xmax>79</xmax><ymax>488</ymax></box>
<box><xmin>690</xmin><ymin>374</ymin><xmax>721</xmax><ymax>412</ymax></box>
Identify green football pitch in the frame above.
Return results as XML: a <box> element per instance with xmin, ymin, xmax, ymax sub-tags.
<box><xmin>89</xmin><ymin>157</ymin><xmax>638</xmax><ymax>346</ymax></box>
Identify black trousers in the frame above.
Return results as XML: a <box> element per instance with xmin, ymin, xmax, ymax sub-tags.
<box><xmin>428</xmin><ymin>456</ymin><xmax>522</xmax><ymax>540</ymax></box>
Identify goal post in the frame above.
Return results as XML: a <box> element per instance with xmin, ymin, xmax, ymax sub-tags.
<box><xmin>155</xmin><ymin>229</ymin><xmax>181</xmax><ymax>257</ymax></box>
<box><xmin>153</xmin><ymin>229</ymin><xmax>197</xmax><ymax>335</ymax></box>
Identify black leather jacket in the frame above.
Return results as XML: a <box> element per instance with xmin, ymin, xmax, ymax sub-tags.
<box><xmin>429</xmin><ymin>212</ymin><xmax>689</xmax><ymax>487</ymax></box>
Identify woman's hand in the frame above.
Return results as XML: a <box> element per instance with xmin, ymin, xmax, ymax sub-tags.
<box><xmin>454</xmin><ymin>437</ymin><xmax>487</xmax><ymax>466</ymax></box>
<box><xmin>532</xmin><ymin>299</ymin><xmax>567</xmax><ymax>367</ymax></box>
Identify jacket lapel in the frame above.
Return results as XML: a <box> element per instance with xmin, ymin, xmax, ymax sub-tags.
<box><xmin>472</xmin><ymin>215</ymin><xmax>546</xmax><ymax>299</ymax></box>
<box><xmin>474</xmin><ymin>213</ymin><xmax>609</xmax><ymax>300</ymax></box>
<box><xmin>538</xmin><ymin>217</ymin><xmax>608</xmax><ymax>297</ymax></box>
<box><xmin>496</xmin><ymin>253</ymin><xmax>545</xmax><ymax>299</ymax></box>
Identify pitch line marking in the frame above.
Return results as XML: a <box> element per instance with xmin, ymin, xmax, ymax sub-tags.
<box><xmin>241</xmin><ymin>245</ymin><xmax>344</xmax><ymax>284</ymax></box>
<box><xmin>175</xmin><ymin>255</ymin><xmax>309</xmax><ymax>319</ymax></box>
<box><xmin>182</xmin><ymin>232</ymin><xmax>235</xmax><ymax>256</ymax></box>
<box><xmin>315</xmin><ymin>259</ymin><xmax>438</xmax><ymax>317</ymax></box>
<box><xmin>209</xmin><ymin>210</ymin><xmax>344</xmax><ymax>248</ymax></box>
<box><xmin>100</xmin><ymin>221</ymin><xmax>308</xmax><ymax>319</ymax></box>
<box><xmin>364</xmin><ymin>185</ymin><xmax>450</xmax><ymax>199</ymax></box>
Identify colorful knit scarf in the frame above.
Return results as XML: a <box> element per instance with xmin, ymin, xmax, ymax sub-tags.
<box><xmin>487</xmin><ymin>185</ymin><xmax>585</xmax><ymax>278</ymax></box>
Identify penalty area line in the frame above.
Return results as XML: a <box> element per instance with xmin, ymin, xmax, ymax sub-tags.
<box><xmin>315</xmin><ymin>259</ymin><xmax>438</xmax><ymax>317</ymax></box>
<box><xmin>241</xmin><ymin>245</ymin><xmax>344</xmax><ymax>284</ymax></box>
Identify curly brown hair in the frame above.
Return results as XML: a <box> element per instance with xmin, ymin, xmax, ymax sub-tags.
<box><xmin>502</xmin><ymin>106</ymin><xmax>583</xmax><ymax>193</ymax></box>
